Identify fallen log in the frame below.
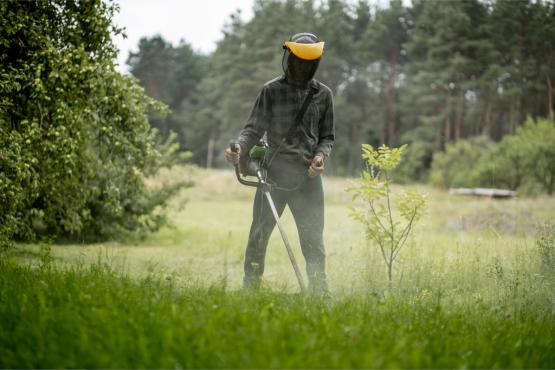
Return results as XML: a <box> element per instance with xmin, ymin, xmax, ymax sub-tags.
<box><xmin>448</xmin><ymin>188</ymin><xmax>517</xmax><ymax>199</ymax></box>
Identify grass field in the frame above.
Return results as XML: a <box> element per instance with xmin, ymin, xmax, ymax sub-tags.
<box><xmin>2</xmin><ymin>166</ymin><xmax>555</xmax><ymax>368</ymax></box>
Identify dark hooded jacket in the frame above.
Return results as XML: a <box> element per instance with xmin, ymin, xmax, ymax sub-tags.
<box><xmin>237</xmin><ymin>51</ymin><xmax>335</xmax><ymax>168</ymax></box>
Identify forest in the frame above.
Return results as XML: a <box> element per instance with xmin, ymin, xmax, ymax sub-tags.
<box><xmin>128</xmin><ymin>0</ymin><xmax>555</xmax><ymax>178</ymax></box>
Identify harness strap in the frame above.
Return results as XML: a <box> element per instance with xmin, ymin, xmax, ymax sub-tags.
<box><xmin>285</xmin><ymin>85</ymin><xmax>318</xmax><ymax>143</ymax></box>
<box><xmin>266</xmin><ymin>83</ymin><xmax>318</xmax><ymax>170</ymax></box>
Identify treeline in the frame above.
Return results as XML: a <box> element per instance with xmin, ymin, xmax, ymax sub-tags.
<box><xmin>129</xmin><ymin>0</ymin><xmax>555</xmax><ymax>177</ymax></box>
<box><xmin>0</xmin><ymin>0</ymin><xmax>184</xmax><ymax>247</ymax></box>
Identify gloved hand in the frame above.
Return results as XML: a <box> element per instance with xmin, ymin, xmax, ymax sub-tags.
<box><xmin>225</xmin><ymin>144</ymin><xmax>241</xmax><ymax>165</ymax></box>
<box><xmin>308</xmin><ymin>154</ymin><xmax>324</xmax><ymax>177</ymax></box>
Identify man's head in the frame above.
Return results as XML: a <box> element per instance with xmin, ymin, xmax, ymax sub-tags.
<box><xmin>282</xmin><ymin>33</ymin><xmax>324</xmax><ymax>87</ymax></box>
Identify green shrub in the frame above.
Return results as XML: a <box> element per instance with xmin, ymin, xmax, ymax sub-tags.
<box><xmin>392</xmin><ymin>140</ymin><xmax>434</xmax><ymax>184</ymax></box>
<box><xmin>473</xmin><ymin>134</ymin><xmax>526</xmax><ymax>190</ymax></box>
<box><xmin>0</xmin><ymin>0</ymin><xmax>187</xmax><ymax>246</ymax></box>
<box><xmin>515</xmin><ymin>117</ymin><xmax>555</xmax><ymax>195</ymax></box>
<box><xmin>429</xmin><ymin>136</ymin><xmax>493</xmax><ymax>188</ymax></box>
<box><xmin>428</xmin><ymin>118</ymin><xmax>555</xmax><ymax>195</ymax></box>
<box><xmin>474</xmin><ymin>117</ymin><xmax>555</xmax><ymax>195</ymax></box>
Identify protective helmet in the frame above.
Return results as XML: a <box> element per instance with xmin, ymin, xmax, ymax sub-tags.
<box><xmin>282</xmin><ymin>33</ymin><xmax>324</xmax><ymax>87</ymax></box>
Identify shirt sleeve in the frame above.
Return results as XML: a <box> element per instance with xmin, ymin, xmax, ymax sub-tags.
<box><xmin>237</xmin><ymin>85</ymin><xmax>271</xmax><ymax>154</ymax></box>
<box><xmin>314</xmin><ymin>90</ymin><xmax>335</xmax><ymax>159</ymax></box>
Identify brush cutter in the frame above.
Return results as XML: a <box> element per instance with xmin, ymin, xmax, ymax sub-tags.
<box><xmin>229</xmin><ymin>140</ymin><xmax>307</xmax><ymax>293</ymax></box>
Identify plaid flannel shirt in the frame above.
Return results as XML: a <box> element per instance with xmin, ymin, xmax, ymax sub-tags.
<box><xmin>237</xmin><ymin>76</ymin><xmax>335</xmax><ymax>167</ymax></box>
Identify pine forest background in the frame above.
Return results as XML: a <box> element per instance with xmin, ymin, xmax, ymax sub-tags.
<box><xmin>128</xmin><ymin>0</ymin><xmax>555</xmax><ymax>178</ymax></box>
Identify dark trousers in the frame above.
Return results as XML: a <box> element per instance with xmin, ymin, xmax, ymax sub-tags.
<box><xmin>243</xmin><ymin>159</ymin><xmax>327</xmax><ymax>292</ymax></box>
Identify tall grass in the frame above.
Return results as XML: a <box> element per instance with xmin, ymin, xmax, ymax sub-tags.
<box><xmin>1</xmin><ymin>249</ymin><xmax>554</xmax><ymax>368</ymax></box>
<box><xmin>3</xmin><ymin>168</ymin><xmax>555</xmax><ymax>367</ymax></box>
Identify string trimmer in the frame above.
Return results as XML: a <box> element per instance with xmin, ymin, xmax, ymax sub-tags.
<box><xmin>229</xmin><ymin>140</ymin><xmax>307</xmax><ymax>293</ymax></box>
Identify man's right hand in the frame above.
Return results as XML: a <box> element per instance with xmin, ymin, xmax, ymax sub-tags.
<box><xmin>225</xmin><ymin>144</ymin><xmax>241</xmax><ymax>165</ymax></box>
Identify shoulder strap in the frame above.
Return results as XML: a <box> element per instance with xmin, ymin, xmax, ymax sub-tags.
<box><xmin>265</xmin><ymin>83</ymin><xmax>318</xmax><ymax>169</ymax></box>
<box><xmin>285</xmin><ymin>84</ymin><xmax>318</xmax><ymax>143</ymax></box>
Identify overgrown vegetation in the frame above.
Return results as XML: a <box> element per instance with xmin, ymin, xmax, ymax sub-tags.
<box><xmin>537</xmin><ymin>223</ymin><xmax>555</xmax><ymax>274</ymax></box>
<box><xmin>430</xmin><ymin>136</ymin><xmax>493</xmax><ymax>189</ymax></box>
<box><xmin>2</xmin><ymin>169</ymin><xmax>554</xmax><ymax>368</ymax></box>
<box><xmin>0</xmin><ymin>0</ymin><xmax>187</xmax><ymax>248</ymax></box>
<box><xmin>348</xmin><ymin>144</ymin><xmax>426</xmax><ymax>283</ymax></box>
<box><xmin>430</xmin><ymin>117</ymin><xmax>555</xmax><ymax>194</ymax></box>
<box><xmin>1</xmin><ymin>250</ymin><xmax>554</xmax><ymax>368</ymax></box>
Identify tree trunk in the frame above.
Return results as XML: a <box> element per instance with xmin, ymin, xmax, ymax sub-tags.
<box><xmin>492</xmin><ymin>110</ymin><xmax>502</xmax><ymax>140</ymax></box>
<box><xmin>516</xmin><ymin>95</ymin><xmax>522</xmax><ymax>128</ymax></box>
<box><xmin>206</xmin><ymin>135</ymin><xmax>214</xmax><ymax>169</ymax></box>
<box><xmin>380</xmin><ymin>74</ymin><xmax>387</xmax><ymax>146</ymax></box>
<box><xmin>444</xmin><ymin>113</ymin><xmax>451</xmax><ymax>145</ymax></box>
<box><xmin>387</xmin><ymin>91</ymin><xmax>396</xmax><ymax>145</ymax></box>
<box><xmin>435</xmin><ymin>105</ymin><xmax>442</xmax><ymax>149</ymax></box>
<box><xmin>387</xmin><ymin>56</ymin><xmax>398</xmax><ymax>145</ymax></box>
<box><xmin>454</xmin><ymin>91</ymin><xmax>464</xmax><ymax>141</ymax></box>
<box><xmin>387</xmin><ymin>262</ymin><xmax>392</xmax><ymax>286</ymax></box>
<box><xmin>476</xmin><ymin>104</ymin><xmax>483</xmax><ymax>136</ymax></box>
<box><xmin>483</xmin><ymin>104</ymin><xmax>491</xmax><ymax>137</ymax></box>
<box><xmin>509</xmin><ymin>100</ymin><xmax>515</xmax><ymax>135</ymax></box>
<box><xmin>547</xmin><ymin>74</ymin><xmax>553</xmax><ymax>117</ymax></box>
<box><xmin>347</xmin><ymin>123</ymin><xmax>359</xmax><ymax>177</ymax></box>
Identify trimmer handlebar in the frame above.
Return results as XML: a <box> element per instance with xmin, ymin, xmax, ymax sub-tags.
<box><xmin>229</xmin><ymin>141</ymin><xmax>239</xmax><ymax>153</ymax></box>
<box><xmin>229</xmin><ymin>140</ymin><xmax>260</xmax><ymax>188</ymax></box>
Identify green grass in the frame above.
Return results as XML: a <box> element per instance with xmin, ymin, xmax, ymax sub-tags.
<box><xmin>3</xmin><ymin>167</ymin><xmax>555</xmax><ymax>368</ymax></box>
<box><xmin>1</xmin><ymin>255</ymin><xmax>554</xmax><ymax>368</ymax></box>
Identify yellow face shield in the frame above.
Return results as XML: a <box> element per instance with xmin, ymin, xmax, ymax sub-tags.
<box><xmin>283</xmin><ymin>41</ymin><xmax>325</xmax><ymax>61</ymax></box>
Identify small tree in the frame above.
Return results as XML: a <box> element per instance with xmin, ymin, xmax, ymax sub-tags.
<box><xmin>347</xmin><ymin>144</ymin><xmax>427</xmax><ymax>285</ymax></box>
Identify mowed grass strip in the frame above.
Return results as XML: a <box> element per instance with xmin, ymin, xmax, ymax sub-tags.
<box><xmin>1</xmin><ymin>255</ymin><xmax>553</xmax><ymax>369</ymax></box>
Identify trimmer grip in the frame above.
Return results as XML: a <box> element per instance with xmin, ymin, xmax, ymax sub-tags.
<box><xmin>229</xmin><ymin>140</ymin><xmax>258</xmax><ymax>188</ymax></box>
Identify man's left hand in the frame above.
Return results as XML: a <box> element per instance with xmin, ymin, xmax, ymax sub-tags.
<box><xmin>308</xmin><ymin>155</ymin><xmax>325</xmax><ymax>177</ymax></box>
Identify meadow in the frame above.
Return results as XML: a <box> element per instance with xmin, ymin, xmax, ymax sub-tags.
<box><xmin>2</xmin><ymin>166</ymin><xmax>554</xmax><ymax>368</ymax></box>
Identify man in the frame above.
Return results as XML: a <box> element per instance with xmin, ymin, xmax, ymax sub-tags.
<box><xmin>225</xmin><ymin>32</ymin><xmax>334</xmax><ymax>293</ymax></box>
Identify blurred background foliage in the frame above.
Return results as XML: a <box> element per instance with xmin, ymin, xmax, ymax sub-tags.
<box><xmin>128</xmin><ymin>0</ymin><xmax>555</xmax><ymax>186</ymax></box>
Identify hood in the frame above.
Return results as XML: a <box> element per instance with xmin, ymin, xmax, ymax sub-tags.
<box><xmin>282</xmin><ymin>33</ymin><xmax>323</xmax><ymax>88</ymax></box>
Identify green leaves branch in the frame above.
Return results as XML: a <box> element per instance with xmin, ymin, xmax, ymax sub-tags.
<box><xmin>347</xmin><ymin>144</ymin><xmax>427</xmax><ymax>285</ymax></box>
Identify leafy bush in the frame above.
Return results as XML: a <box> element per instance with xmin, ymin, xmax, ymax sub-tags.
<box><xmin>515</xmin><ymin>117</ymin><xmax>555</xmax><ymax>195</ymax></box>
<box><xmin>429</xmin><ymin>136</ymin><xmax>493</xmax><ymax>188</ymax></box>
<box><xmin>392</xmin><ymin>140</ymin><xmax>434</xmax><ymax>184</ymax></box>
<box><xmin>473</xmin><ymin>134</ymin><xmax>527</xmax><ymax>190</ymax></box>
<box><xmin>428</xmin><ymin>117</ymin><xmax>555</xmax><ymax>195</ymax></box>
<box><xmin>474</xmin><ymin>117</ymin><xmax>555</xmax><ymax>194</ymax></box>
<box><xmin>0</xmin><ymin>0</ymin><xmax>187</xmax><ymax>247</ymax></box>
